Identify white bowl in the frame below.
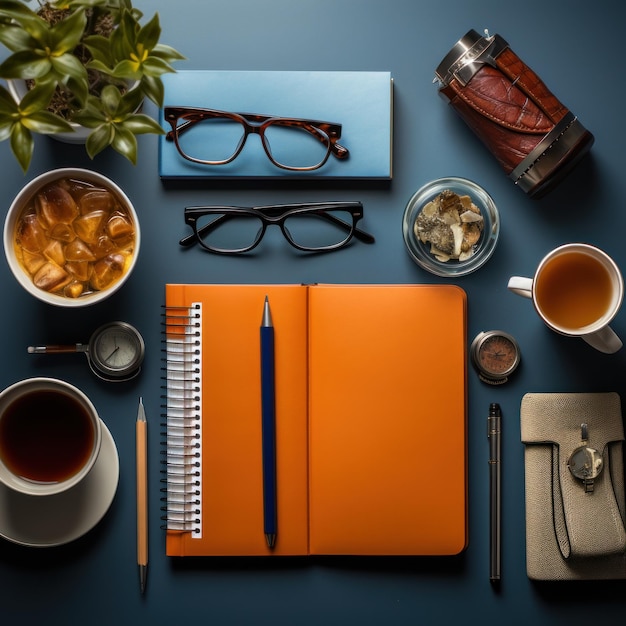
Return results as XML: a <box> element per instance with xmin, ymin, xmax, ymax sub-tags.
<box><xmin>4</xmin><ymin>168</ymin><xmax>140</xmax><ymax>307</ymax></box>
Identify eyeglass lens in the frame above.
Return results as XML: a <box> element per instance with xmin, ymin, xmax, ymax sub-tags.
<box><xmin>176</xmin><ymin>118</ymin><xmax>330</xmax><ymax>169</ymax></box>
<box><xmin>194</xmin><ymin>208</ymin><xmax>356</xmax><ymax>252</ymax></box>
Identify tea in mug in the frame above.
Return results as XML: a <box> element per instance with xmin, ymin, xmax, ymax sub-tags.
<box><xmin>0</xmin><ymin>389</ymin><xmax>95</xmax><ymax>483</ymax></box>
<box><xmin>535</xmin><ymin>251</ymin><xmax>614</xmax><ymax>330</ymax></box>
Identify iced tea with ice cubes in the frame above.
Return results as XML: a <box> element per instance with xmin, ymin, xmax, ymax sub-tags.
<box><xmin>13</xmin><ymin>177</ymin><xmax>136</xmax><ymax>299</ymax></box>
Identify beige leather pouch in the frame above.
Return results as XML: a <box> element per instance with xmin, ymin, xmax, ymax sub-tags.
<box><xmin>521</xmin><ymin>392</ymin><xmax>626</xmax><ymax>580</ymax></box>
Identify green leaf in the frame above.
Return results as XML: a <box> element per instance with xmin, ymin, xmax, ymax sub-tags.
<box><xmin>0</xmin><ymin>24</ymin><xmax>38</xmax><ymax>53</ymax></box>
<box><xmin>48</xmin><ymin>7</ymin><xmax>86</xmax><ymax>54</ymax></box>
<box><xmin>0</xmin><ymin>0</ymin><xmax>40</xmax><ymax>20</ymax></box>
<box><xmin>84</xmin><ymin>58</ymin><xmax>112</xmax><ymax>75</ymax></box>
<box><xmin>22</xmin><ymin>110</ymin><xmax>74</xmax><ymax>134</ymax></box>
<box><xmin>82</xmin><ymin>34</ymin><xmax>114</xmax><ymax>66</ymax></box>
<box><xmin>108</xmin><ymin>59</ymin><xmax>141</xmax><ymax>80</ymax></box>
<box><xmin>101</xmin><ymin>85</ymin><xmax>122</xmax><ymax>115</ymax></box>
<box><xmin>139</xmin><ymin>74</ymin><xmax>163</xmax><ymax>106</ymax></box>
<box><xmin>116</xmin><ymin>10</ymin><xmax>137</xmax><ymax>48</ymax></box>
<box><xmin>151</xmin><ymin>43</ymin><xmax>187</xmax><ymax>63</ymax></box>
<box><xmin>66</xmin><ymin>76</ymin><xmax>89</xmax><ymax>106</ymax></box>
<box><xmin>72</xmin><ymin>112</ymin><xmax>104</xmax><ymax>128</ymax></box>
<box><xmin>65</xmin><ymin>74</ymin><xmax>88</xmax><ymax>106</ymax></box>
<box><xmin>0</xmin><ymin>50</ymin><xmax>52</xmax><ymax>79</ymax></box>
<box><xmin>0</xmin><ymin>83</ymin><xmax>18</xmax><ymax>109</ymax></box>
<box><xmin>50</xmin><ymin>51</ymin><xmax>88</xmax><ymax>83</ymax></box>
<box><xmin>114</xmin><ymin>87</ymin><xmax>142</xmax><ymax>115</ymax></box>
<box><xmin>111</xmin><ymin>124</ymin><xmax>137</xmax><ymax>164</ymax></box>
<box><xmin>135</xmin><ymin>13</ymin><xmax>161</xmax><ymax>52</ymax></box>
<box><xmin>18</xmin><ymin>82</ymin><xmax>56</xmax><ymax>115</ymax></box>
<box><xmin>85</xmin><ymin>123</ymin><xmax>114</xmax><ymax>158</ymax></box>
<box><xmin>140</xmin><ymin>56</ymin><xmax>173</xmax><ymax>78</ymax></box>
<box><xmin>72</xmin><ymin>97</ymin><xmax>106</xmax><ymax>127</ymax></box>
<box><xmin>10</xmin><ymin>122</ymin><xmax>34</xmax><ymax>172</ymax></box>
<box><xmin>0</xmin><ymin>122</ymin><xmax>13</xmax><ymax>142</ymax></box>
<box><xmin>121</xmin><ymin>113</ymin><xmax>164</xmax><ymax>135</ymax></box>
<box><xmin>2</xmin><ymin>8</ymin><xmax>51</xmax><ymax>44</ymax></box>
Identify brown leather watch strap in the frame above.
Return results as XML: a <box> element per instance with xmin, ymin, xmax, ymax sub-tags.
<box><xmin>494</xmin><ymin>47</ymin><xmax>569</xmax><ymax>123</ymax></box>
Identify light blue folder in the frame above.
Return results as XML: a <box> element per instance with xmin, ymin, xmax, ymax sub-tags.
<box><xmin>158</xmin><ymin>70</ymin><xmax>393</xmax><ymax>180</ymax></box>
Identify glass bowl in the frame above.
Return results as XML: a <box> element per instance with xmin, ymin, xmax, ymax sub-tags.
<box><xmin>402</xmin><ymin>177</ymin><xmax>499</xmax><ymax>277</ymax></box>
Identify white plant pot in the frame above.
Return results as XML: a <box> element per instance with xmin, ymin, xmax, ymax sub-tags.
<box><xmin>7</xmin><ymin>79</ymin><xmax>92</xmax><ymax>144</ymax></box>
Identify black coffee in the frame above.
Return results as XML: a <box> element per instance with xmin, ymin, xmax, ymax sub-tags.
<box><xmin>0</xmin><ymin>389</ymin><xmax>95</xmax><ymax>483</ymax></box>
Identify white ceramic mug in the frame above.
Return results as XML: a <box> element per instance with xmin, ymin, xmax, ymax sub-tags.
<box><xmin>0</xmin><ymin>378</ymin><xmax>102</xmax><ymax>496</ymax></box>
<box><xmin>507</xmin><ymin>243</ymin><xmax>624</xmax><ymax>353</ymax></box>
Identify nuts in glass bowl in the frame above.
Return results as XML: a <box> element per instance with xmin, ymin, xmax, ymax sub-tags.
<box><xmin>402</xmin><ymin>177</ymin><xmax>499</xmax><ymax>277</ymax></box>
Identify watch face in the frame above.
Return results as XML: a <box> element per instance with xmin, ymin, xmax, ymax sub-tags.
<box><xmin>568</xmin><ymin>445</ymin><xmax>604</xmax><ymax>480</ymax></box>
<box><xmin>471</xmin><ymin>331</ymin><xmax>520</xmax><ymax>382</ymax></box>
<box><xmin>90</xmin><ymin>323</ymin><xmax>144</xmax><ymax>376</ymax></box>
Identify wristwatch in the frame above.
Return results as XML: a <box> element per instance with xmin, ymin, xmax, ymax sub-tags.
<box><xmin>567</xmin><ymin>423</ymin><xmax>604</xmax><ymax>493</ymax></box>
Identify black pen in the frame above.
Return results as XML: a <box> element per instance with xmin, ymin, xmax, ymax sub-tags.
<box><xmin>488</xmin><ymin>402</ymin><xmax>501</xmax><ymax>583</ymax></box>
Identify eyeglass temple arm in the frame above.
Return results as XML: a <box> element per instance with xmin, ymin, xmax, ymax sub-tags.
<box><xmin>312</xmin><ymin>209</ymin><xmax>374</xmax><ymax>242</ymax></box>
<box><xmin>166</xmin><ymin>113</ymin><xmax>349</xmax><ymax>159</ymax></box>
<box><xmin>277</xmin><ymin>119</ymin><xmax>349</xmax><ymax>159</ymax></box>
<box><xmin>179</xmin><ymin>205</ymin><xmax>375</xmax><ymax>247</ymax></box>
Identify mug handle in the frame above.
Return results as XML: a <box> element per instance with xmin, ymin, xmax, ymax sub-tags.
<box><xmin>507</xmin><ymin>276</ymin><xmax>533</xmax><ymax>298</ymax></box>
<box><xmin>582</xmin><ymin>326</ymin><xmax>623</xmax><ymax>354</ymax></box>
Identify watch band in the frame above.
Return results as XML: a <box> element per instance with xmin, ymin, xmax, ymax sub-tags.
<box><xmin>493</xmin><ymin>47</ymin><xmax>569</xmax><ymax>124</ymax></box>
<box><xmin>435</xmin><ymin>30</ymin><xmax>594</xmax><ymax>197</ymax></box>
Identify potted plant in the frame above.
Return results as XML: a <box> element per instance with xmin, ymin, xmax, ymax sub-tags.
<box><xmin>0</xmin><ymin>0</ymin><xmax>185</xmax><ymax>171</ymax></box>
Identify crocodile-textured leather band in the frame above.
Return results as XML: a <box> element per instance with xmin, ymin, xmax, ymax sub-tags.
<box><xmin>437</xmin><ymin>33</ymin><xmax>594</xmax><ymax>196</ymax></box>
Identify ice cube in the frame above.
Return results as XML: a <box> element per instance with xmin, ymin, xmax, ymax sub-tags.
<box><xmin>65</xmin><ymin>261</ymin><xmax>91</xmax><ymax>282</ymax></box>
<box><xmin>43</xmin><ymin>239</ymin><xmax>65</xmax><ymax>266</ymax></box>
<box><xmin>64</xmin><ymin>238</ymin><xmax>96</xmax><ymax>262</ymax></box>
<box><xmin>107</xmin><ymin>213</ymin><xmax>134</xmax><ymax>240</ymax></box>
<box><xmin>91</xmin><ymin>235</ymin><xmax>117</xmax><ymax>260</ymax></box>
<box><xmin>35</xmin><ymin>184</ymin><xmax>79</xmax><ymax>227</ymax></box>
<box><xmin>17</xmin><ymin>213</ymin><xmax>48</xmax><ymax>252</ymax></box>
<box><xmin>73</xmin><ymin>210</ymin><xmax>107</xmax><ymax>244</ymax></box>
<box><xmin>33</xmin><ymin>262</ymin><xmax>71</xmax><ymax>292</ymax></box>
<box><xmin>78</xmin><ymin>190</ymin><xmax>116</xmax><ymax>215</ymax></box>
<box><xmin>63</xmin><ymin>281</ymin><xmax>84</xmax><ymax>298</ymax></box>
<box><xmin>49</xmin><ymin>223</ymin><xmax>75</xmax><ymax>243</ymax></box>
<box><xmin>90</xmin><ymin>253</ymin><xmax>125</xmax><ymax>291</ymax></box>
<box><xmin>20</xmin><ymin>248</ymin><xmax>46</xmax><ymax>276</ymax></box>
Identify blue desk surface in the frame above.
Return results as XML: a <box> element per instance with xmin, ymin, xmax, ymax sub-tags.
<box><xmin>1</xmin><ymin>0</ymin><xmax>625</xmax><ymax>623</ymax></box>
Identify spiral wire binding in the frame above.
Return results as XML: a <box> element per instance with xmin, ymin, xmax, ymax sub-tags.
<box><xmin>161</xmin><ymin>303</ymin><xmax>203</xmax><ymax>536</ymax></box>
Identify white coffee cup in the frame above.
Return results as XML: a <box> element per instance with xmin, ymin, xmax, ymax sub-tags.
<box><xmin>0</xmin><ymin>378</ymin><xmax>102</xmax><ymax>496</ymax></box>
<box><xmin>507</xmin><ymin>243</ymin><xmax>623</xmax><ymax>354</ymax></box>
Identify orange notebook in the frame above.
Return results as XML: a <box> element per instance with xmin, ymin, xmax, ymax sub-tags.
<box><xmin>162</xmin><ymin>283</ymin><xmax>467</xmax><ymax>557</ymax></box>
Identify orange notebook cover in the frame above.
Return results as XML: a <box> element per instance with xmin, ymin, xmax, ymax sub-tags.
<box><xmin>162</xmin><ymin>283</ymin><xmax>467</xmax><ymax>557</ymax></box>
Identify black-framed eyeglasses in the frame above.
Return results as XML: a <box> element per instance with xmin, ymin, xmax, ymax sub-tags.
<box><xmin>179</xmin><ymin>202</ymin><xmax>375</xmax><ymax>254</ymax></box>
<box><xmin>164</xmin><ymin>106</ymin><xmax>350</xmax><ymax>171</ymax></box>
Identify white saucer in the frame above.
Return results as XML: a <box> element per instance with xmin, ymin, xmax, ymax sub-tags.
<box><xmin>0</xmin><ymin>419</ymin><xmax>119</xmax><ymax>547</ymax></box>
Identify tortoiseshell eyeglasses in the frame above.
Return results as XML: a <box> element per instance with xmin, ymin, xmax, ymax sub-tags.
<box><xmin>164</xmin><ymin>106</ymin><xmax>350</xmax><ymax>171</ymax></box>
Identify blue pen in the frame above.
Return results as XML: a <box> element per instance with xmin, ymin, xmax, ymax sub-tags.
<box><xmin>261</xmin><ymin>296</ymin><xmax>277</xmax><ymax>548</ymax></box>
